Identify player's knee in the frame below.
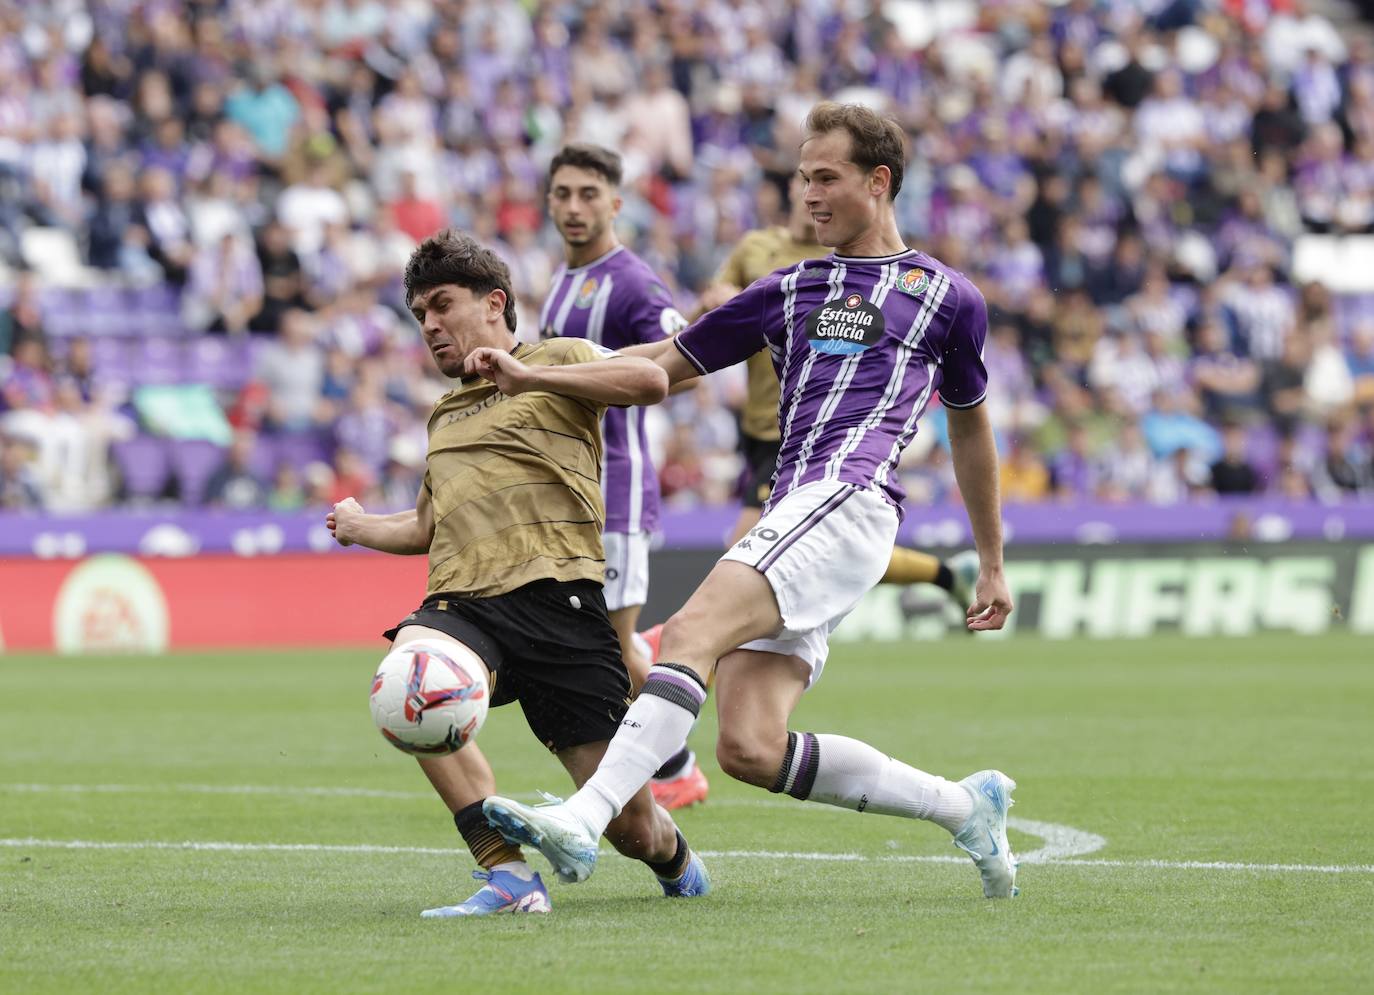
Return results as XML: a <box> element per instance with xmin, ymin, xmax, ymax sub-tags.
<box><xmin>715</xmin><ymin>728</ymin><xmax>783</xmax><ymax>787</ymax></box>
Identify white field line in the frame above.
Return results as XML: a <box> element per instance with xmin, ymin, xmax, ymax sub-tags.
<box><xmin>0</xmin><ymin>782</ymin><xmax>1098</xmax><ymax>860</ymax></box>
<box><xmin>6</xmin><ymin>783</ymin><xmax>1369</xmax><ymax>874</ymax></box>
<box><xmin>1</xmin><ymin>837</ymin><xmax>1371</xmax><ymax>875</ymax></box>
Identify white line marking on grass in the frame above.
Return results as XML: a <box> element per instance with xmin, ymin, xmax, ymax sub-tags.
<box><xmin>2</xmin><ymin>837</ymin><xmax>1371</xmax><ymax>875</ymax></box>
<box><xmin>1011</xmin><ymin>818</ymin><xmax>1106</xmax><ymax>862</ymax></box>
<box><xmin>0</xmin><ymin>783</ymin><xmax>1103</xmax><ymax>860</ymax></box>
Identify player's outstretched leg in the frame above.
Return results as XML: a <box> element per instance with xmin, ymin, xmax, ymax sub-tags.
<box><xmin>638</xmin><ymin>623</ymin><xmax>711</xmax><ymax>811</ymax></box>
<box><xmin>413</xmin><ymin>743</ymin><xmax>551</xmax><ymax>918</ymax></box>
<box><xmin>484</xmin><ymin>660</ymin><xmax>712</xmax><ymax>883</ymax></box>
<box><xmin>713</xmin><ymin>649</ymin><xmax>1019</xmax><ymax>899</ymax></box>
<box><xmin>881</xmin><ymin>546</ymin><xmax>980</xmax><ymax>619</ymax></box>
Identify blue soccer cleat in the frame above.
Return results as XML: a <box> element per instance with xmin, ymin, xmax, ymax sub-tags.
<box><xmin>420</xmin><ymin>868</ymin><xmax>551</xmax><ymax>918</ymax></box>
<box><xmin>952</xmin><ymin>769</ymin><xmax>1019</xmax><ymax>898</ymax></box>
<box><xmin>658</xmin><ymin>850</ymin><xmax>711</xmax><ymax>898</ymax></box>
<box><xmin>483</xmin><ymin>794</ymin><xmax>599</xmax><ymax>884</ymax></box>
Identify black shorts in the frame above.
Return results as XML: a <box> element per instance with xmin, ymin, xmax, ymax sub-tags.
<box><xmin>737</xmin><ymin>434</ymin><xmax>782</xmax><ymax>509</ymax></box>
<box><xmin>383</xmin><ymin>579</ymin><xmax>630</xmax><ymax>753</ymax></box>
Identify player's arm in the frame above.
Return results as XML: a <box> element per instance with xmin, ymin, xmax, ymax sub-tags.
<box><xmin>616</xmin><ymin>337</ymin><xmax>698</xmax><ymax>394</ymax></box>
<box><xmin>941</xmin><ymin>283</ymin><xmax>1012</xmax><ymax>631</ymax></box>
<box><xmin>667</xmin><ymin>276</ymin><xmax>773</xmax><ymax>384</ymax></box>
<box><xmin>947</xmin><ymin>403</ymin><xmax>1011</xmax><ymax>631</ymax></box>
<box><xmin>465</xmin><ymin>348</ymin><xmax>669</xmax><ymax>406</ymax></box>
<box><xmin>327</xmin><ymin>483</ymin><xmax>434</xmax><ymax>555</ymax></box>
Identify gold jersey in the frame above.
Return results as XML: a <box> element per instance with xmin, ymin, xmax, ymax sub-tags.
<box><xmin>715</xmin><ymin>226</ymin><xmax>828</xmax><ymax>442</ymax></box>
<box><xmin>424</xmin><ymin>338</ymin><xmax>608</xmax><ymax>598</ymax></box>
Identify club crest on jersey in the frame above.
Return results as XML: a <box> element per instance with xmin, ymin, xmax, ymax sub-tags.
<box><xmin>804</xmin><ymin>294</ymin><xmax>886</xmax><ymax>355</ymax></box>
<box><xmin>574</xmin><ymin>278</ymin><xmax>598</xmax><ymax>308</ymax></box>
<box><xmin>899</xmin><ymin>268</ymin><xmax>930</xmax><ymax>297</ymax></box>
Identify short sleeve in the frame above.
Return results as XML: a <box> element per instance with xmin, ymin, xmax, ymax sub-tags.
<box><xmin>556</xmin><ymin>338</ymin><xmax>617</xmax><ymax>365</ymax></box>
<box><xmin>674</xmin><ymin>275</ymin><xmax>775</xmax><ymax>375</ymax></box>
<box><xmin>939</xmin><ymin>281</ymin><xmax>990</xmax><ymax>409</ymax></box>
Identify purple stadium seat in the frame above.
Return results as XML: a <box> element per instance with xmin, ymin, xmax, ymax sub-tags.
<box><xmin>90</xmin><ymin>336</ymin><xmax>136</xmax><ymax>385</ymax></box>
<box><xmin>84</xmin><ymin>286</ymin><xmax>133</xmax><ymax>335</ymax></box>
<box><xmin>170</xmin><ymin>438</ymin><xmax>228</xmax><ymax>507</ymax></box>
<box><xmin>267</xmin><ymin>430</ymin><xmax>334</xmax><ymax>472</ymax></box>
<box><xmin>111</xmin><ymin>435</ymin><xmax>172</xmax><ymax>501</ymax></box>
<box><xmin>137</xmin><ymin>337</ymin><xmax>184</xmax><ymax>385</ymax></box>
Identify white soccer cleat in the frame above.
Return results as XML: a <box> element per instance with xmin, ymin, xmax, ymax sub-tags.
<box><xmin>483</xmin><ymin>793</ymin><xmax>600</xmax><ymax>884</ymax></box>
<box><xmin>946</xmin><ymin>549</ymin><xmax>981</xmax><ymax>621</ymax></box>
<box><xmin>951</xmin><ymin>769</ymin><xmax>1019</xmax><ymax>898</ymax></box>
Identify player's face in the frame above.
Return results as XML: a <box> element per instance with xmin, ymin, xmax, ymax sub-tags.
<box><xmin>410</xmin><ymin>284</ymin><xmax>508</xmax><ymax>378</ymax></box>
<box><xmin>798</xmin><ymin>129</ymin><xmax>885</xmax><ymax>249</ymax></box>
<box><xmin>547</xmin><ymin>165</ymin><xmax>621</xmax><ymax>248</ymax></box>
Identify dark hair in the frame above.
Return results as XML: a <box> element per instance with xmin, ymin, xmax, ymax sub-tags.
<box><xmin>548</xmin><ymin>143</ymin><xmax>623</xmax><ymax>187</ymax></box>
<box><xmin>803</xmin><ymin>102</ymin><xmax>906</xmax><ymax>201</ymax></box>
<box><xmin>403</xmin><ymin>228</ymin><xmax>517</xmax><ymax>332</ymax></box>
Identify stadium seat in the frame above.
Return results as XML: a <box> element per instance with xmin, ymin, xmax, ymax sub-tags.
<box><xmin>170</xmin><ymin>438</ymin><xmax>229</xmax><ymax>507</ymax></box>
<box><xmin>111</xmin><ymin>435</ymin><xmax>173</xmax><ymax>501</ymax></box>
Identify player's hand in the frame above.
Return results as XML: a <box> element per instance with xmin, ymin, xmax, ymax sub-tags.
<box><xmin>465</xmin><ymin>347</ymin><xmax>536</xmax><ymax>395</ymax></box>
<box><xmin>966</xmin><ymin>568</ymin><xmax>1013</xmax><ymax>632</ymax></box>
<box><xmin>327</xmin><ymin>496</ymin><xmax>364</xmax><ymax>547</ymax></box>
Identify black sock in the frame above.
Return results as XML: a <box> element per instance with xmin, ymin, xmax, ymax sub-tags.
<box><xmin>645</xmin><ymin>829</ymin><xmax>690</xmax><ymax>880</ymax></box>
<box><xmin>653</xmin><ymin>745</ymin><xmax>692</xmax><ymax>781</ymax></box>
<box><xmin>454</xmin><ymin>800</ymin><xmax>522</xmax><ymax>868</ymax></box>
<box><xmin>934</xmin><ymin>563</ymin><xmax>955</xmax><ymax>592</ymax></box>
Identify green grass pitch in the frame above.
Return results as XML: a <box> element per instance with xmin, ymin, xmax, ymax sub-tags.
<box><xmin>2</xmin><ymin>633</ymin><xmax>1372</xmax><ymax>994</ymax></box>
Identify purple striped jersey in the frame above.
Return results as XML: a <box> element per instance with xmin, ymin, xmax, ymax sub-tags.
<box><xmin>675</xmin><ymin>248</ymin><xmax>989</xmax><ymax>515</ymax></box>
<box><xmin>538</xmin><ymin>245</ymin><xmax>687</xmax><ymax>534</ymax></box>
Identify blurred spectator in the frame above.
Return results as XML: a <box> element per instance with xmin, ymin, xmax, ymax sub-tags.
<box><xmin>0</xmin><ymin>0</ymin><xmax>1371</xmax><ymax>517</ymax></box>
<box><xmin>252</xmin><ymin>219</ymin><xmax>310</xmax><ymax>332</ymax></box>
<box><xmin>255</xmin><ymin>309</ymin><xmax>326</xmax><ymax>432</ymax></box>
<box><xmin>182</xmin><ymin>232</ymin><xmax>264</xmax><ymax>334</ymax></box>
<box><xmin>386</xmin><ymin>167</ymin><xmax>445</xmax><ymax>244</ymax></box>
<box><xmin>1000</xmin><ymin>435</ymin><xmax>1051</xmax><ymax>503</ymax></box>
<box><xmin>1314</xmin><ymin>418</ymin><xmax>1369</xmax><ymax>498</ymax></box>
<box><xmin>266</xmin><ymin>462</ymin><xmax>306</xmax><ymax>511</ymax></box>
<box><xmin>205</xmin><ymin>429</ymin><xmax>267</xmax><ymax>509</ymax></box>
<box><xmin>0</xmin><ymin>272</ymin><xmax>46</xmax><ymax>356</ymax></box>
<box><xmin>1209</xmin><ymin>423</ymin><xmax>1261</xmax><ymax>495</ymax></box>
<box><xmin>0</xmin><ymin>433</ymin><xmax>43</xmax><ymax>509</ymax></box>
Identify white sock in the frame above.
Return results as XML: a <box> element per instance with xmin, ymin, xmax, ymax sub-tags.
<box><xmin>797</xmin><ymin>734</ymin><xmax>973</xmax><ymax>834</ymax></box>
<box><xmin>490</xmin><ymin>860</ymin><xmax>533</xmax><ymax>881</ymax></box>
<box><xmin>565</xmin><ymin>664</ymin><xmax>707</xmax><ymax>836</ymax></box>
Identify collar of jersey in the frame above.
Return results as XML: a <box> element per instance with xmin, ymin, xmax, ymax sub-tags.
<box><xmin>828</xmin><ymin>248</ymin><xmax>918</xmax><ymax>263</ymax></box>
<box><xmin>562</xmin><ymin>243</ymin><xmax>625</xmax><ymax>274</ymax></box>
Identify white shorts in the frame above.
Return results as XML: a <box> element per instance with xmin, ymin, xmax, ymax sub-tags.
<box><xmin>722</xmin><ymin>480</ymin><xmax>897</xmax><ymax>685</ymax></box>
<box><xmin>602</xmin><ymin>530</ymin><xmax>651</xmax><ymax>612</ymax></box>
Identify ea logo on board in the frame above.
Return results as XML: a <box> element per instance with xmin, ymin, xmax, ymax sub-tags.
<box><xmin>574</xmin><ymin>278</ymin><xmax>598</xmax><ymax>308</ymax></box>
<box><xmin>52</xmin><ymin>554</ymin><xmax>170</xmax><ymax>654</ymax></box>
<box><xmin>804</xmin><ymin>293</ymin><xmax>886</xmax><ymax>355</ymax></box>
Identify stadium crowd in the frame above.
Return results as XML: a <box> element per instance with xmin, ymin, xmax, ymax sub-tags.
<box><xmin>3</xmin><ymin>0</ymin><xmax>1374</xmax><ymax>514</ymax></box>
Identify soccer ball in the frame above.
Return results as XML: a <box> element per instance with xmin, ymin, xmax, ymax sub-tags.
<box><xmin>369</xmin><ymin>639</ymin><xmax>489</xmax><ymax>755</ymax></box>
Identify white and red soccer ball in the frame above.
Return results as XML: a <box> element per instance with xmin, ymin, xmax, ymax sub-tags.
<box><xmin>369</xmin><ymin>640</ymin><xmax>489</xmax><ymax>755</ymax></box>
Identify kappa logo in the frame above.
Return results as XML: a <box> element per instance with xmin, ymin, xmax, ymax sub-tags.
<box><xmin>574</xmin><ymin>277</ymin><xmax>598</xmax><ymax>308</ymax></box>
<box><xmin>899</xmin><ymin>268</ymin><xmax>930</xmax><ymax>297</ymax></box>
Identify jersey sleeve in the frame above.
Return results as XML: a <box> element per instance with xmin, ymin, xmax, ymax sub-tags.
<box><xmin>674</xmin><ymin>275</ymin><xmax>775</xmax><ymax>375</ymax></box>
<box><xmin>938</xmin><ymin>280</ymin><xmax>990</xmax><ymax>409</ymax></box>
<box><xmin>554</xmin><ymin>338</ymin><xmax>618</xmax><ymax>365</ymax></box>
<box><xmin>622</xmin><ymin>272</ymin><xmax>688</xmax><ymax>346</ymax></box>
